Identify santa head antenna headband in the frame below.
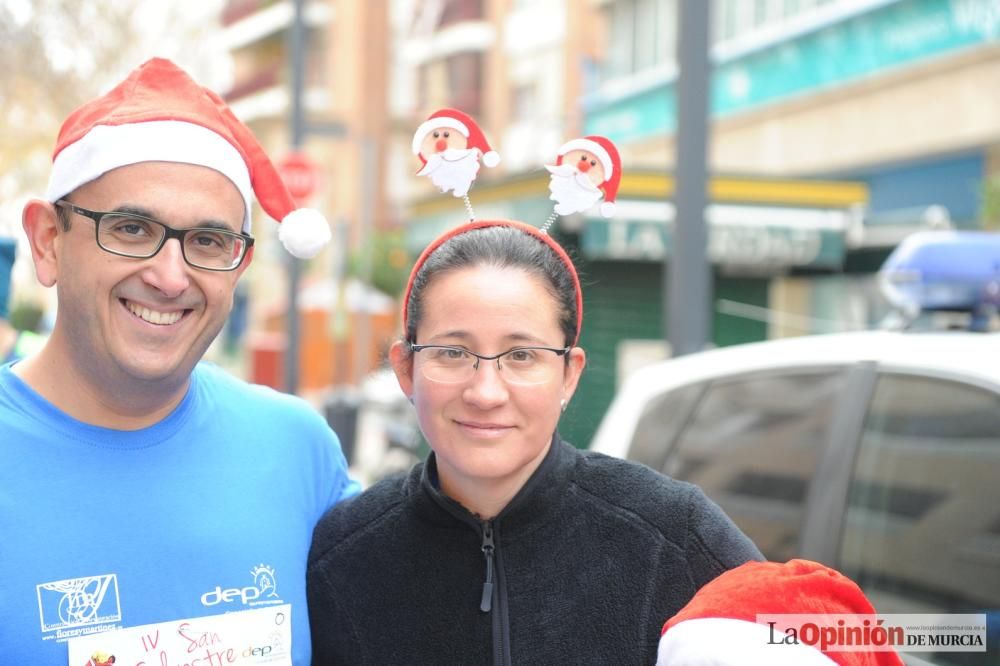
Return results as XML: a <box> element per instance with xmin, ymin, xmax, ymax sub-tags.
<box><xmin>411</xmin><ymin>108</ymin><xmax>501</xmax><ymax>222</ymax></box>
<box><xmin>540</xmin><ymin>135</ymin><xmax>621</xmax><ymax>234</ymax></box>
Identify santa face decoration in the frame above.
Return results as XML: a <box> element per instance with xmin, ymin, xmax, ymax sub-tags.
<box><xmin>563</xmin><ymin>148</ymin><xmax>607</xmax><ymax>187</ymax></box>
<box><xmin>418</xmin><ymin>127</ymin><xmax>469</xmax><ymax>155</ymax></box>
<box><xmin>417</xmin><ymin>131</ymin><xmax>481</xmax><ymax>198</ymax></box>
<box><xmin>412</xmin><ymin>108</ymin><xmax>500</xmax><ymax>199</ymax></box>
<box><xmin>546</xmin><ymin>136</ymin><xmax>621</xmax><ymax>218</ymax></box>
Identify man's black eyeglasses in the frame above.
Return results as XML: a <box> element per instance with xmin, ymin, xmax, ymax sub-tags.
<box><xmin>55</xmin><ymin>200</ymin><xmax>254</xmax><ymax>272</ymax></box>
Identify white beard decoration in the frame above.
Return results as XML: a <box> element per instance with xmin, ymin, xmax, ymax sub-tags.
<box><xmin>417</xmin><ymin>148</ymin><xmax>482</xmax><ymax>198</ymax></box>
<box><xmin>546</xmin><ymin>163</ymin><xmax>604</xmax><ymax>216</ymax></box>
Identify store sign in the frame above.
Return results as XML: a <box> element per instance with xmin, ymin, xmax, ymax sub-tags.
<box><xmin>277</xmin><ymin>151</ymin><xmax>321</xmax><ymax>202</ymax></box>
<box><xmin>581</xmin><ymin>202</ymin><xmax>848</xmax><ymax>269</ymax></box>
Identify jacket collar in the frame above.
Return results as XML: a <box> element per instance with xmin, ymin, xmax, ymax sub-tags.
<box><xmin>411</xmin><ymin>433</ymin><xmax>575</xmax><ymax>538</ymax></box>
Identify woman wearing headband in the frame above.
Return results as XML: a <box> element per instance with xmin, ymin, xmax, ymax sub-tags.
<box><xmin>307</xmin><ymin>220</ymin><xmax>762</xmax><ymax>665</ymax></box>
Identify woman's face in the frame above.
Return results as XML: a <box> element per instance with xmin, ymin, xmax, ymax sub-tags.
<box><xmin>391</xmin><ymin>264</ymin><xmax>585</xmax><ymax>500</ymax></box>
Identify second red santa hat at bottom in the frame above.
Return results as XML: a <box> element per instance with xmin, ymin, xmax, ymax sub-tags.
<box><xmin>658</xmin><ymin>559</ymin><xmax>905</xmax><ymax>665</ymax></box>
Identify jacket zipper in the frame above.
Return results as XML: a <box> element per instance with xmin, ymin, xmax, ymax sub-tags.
<box><xmin>480</xmin><ymin>520</ymin><xmax>495</xmax><ymax>612</ymax></box>
<box><xmin>480</xmin><ymin>520</ymin><xmax>509</xmax><ymax>666</ymax></box>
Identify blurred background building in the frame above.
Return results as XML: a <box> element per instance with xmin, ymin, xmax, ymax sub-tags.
<box><xmin>2</xmin><ymin>0</ymin><xmax>997</xmax><ymax>450</ymax></box>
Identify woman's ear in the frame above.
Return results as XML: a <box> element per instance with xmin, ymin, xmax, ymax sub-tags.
<box><xmin>22</xmin><ymin>199</ymin><xmax>63</xmax><ymax>288</ymax></box>
<box><xmin>561</xmin><ymin>347</ymin><xmax>586</xmax><ymax>402</ymax></box>
<box><xmin>388</xmin><ymin>340</ymin><xmax>415</xmax><ymax>399</ymax></box>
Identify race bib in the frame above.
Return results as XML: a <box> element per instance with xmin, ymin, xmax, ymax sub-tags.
<box><xmin>67</xmin><ymin>604</ymin><xmax>291</xmax><ymax>665</ymax></box>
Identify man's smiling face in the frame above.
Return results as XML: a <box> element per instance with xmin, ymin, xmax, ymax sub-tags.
<box><xmin>50</xmin><ymin>161</ymin><xmax>248</xmax><ymax>388</ymax></box>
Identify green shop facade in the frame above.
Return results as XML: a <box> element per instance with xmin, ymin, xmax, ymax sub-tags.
<box><xmin>403</xmin><ymin>170</ymin><xmax>876</xmax><ymax>448</ymax></box>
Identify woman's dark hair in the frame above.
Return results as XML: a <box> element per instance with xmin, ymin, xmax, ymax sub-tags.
<box><xmin>405</xmin><ymin>225</ymin><xmax>578</xmax><ymax>346</ymax></box>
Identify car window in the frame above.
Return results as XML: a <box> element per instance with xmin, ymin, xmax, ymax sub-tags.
<box><xmin>839</xmin><ymin>373</ymin><xmax>1000</xmax><ymax>666</ymax></box>
<box><xmin>627</xmin><ymin>382</ymin><xmax>705</xmax><ymax>471</ymax></box>
<box><xmin>665</xmin><ymin>370</ymin><xmax>850</xmax><ymax>562</ymax></box>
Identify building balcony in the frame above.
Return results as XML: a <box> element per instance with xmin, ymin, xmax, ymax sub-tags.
<box><xmin>220</xmin><ymin>0</ymin><xmax>333</xmax><ymax>51</ymax></box>
<box><xmin>400</xmin><ymin>19</ymin><xmax>495</xmax><ymax>67</ymax></box>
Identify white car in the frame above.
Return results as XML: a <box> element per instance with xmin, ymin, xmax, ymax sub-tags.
<box><xmin>590</xmin><ymin>329</ymin><xmax>1000</xmax><ymax>665</ymax></box>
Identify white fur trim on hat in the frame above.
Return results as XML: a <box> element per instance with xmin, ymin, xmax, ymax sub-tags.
<box><xmin>482</xmin><ymin>150</ymin><xmax>501</xmax><ymax>168</ymax></box>
<box><xmin>600</xmin><ymin>201</ymin><xmax>616</xmax><ymax>218</ymax></box>
<box><xmin>658</xmin><ymin>618</ymin><xmax>838</xmax><ymax>666</ymax></box>
<box><xmin>278</xmin><ymin>208</ymin><xmax>332</xmax><ymax>259</ymax></box>
<box><xmin>411</xmin><ymin>116</ymin><xmax>470</xmax><ymax>155</ymax></box>
<box><xmin>45</xmin><ymin>120</ymin><xmax>254</xmax><ymax>232</ymax></box>
<box><xmin>557</xmin><ymin>138</ymin><xmax>613</xmax><ymax>179</ymax></box>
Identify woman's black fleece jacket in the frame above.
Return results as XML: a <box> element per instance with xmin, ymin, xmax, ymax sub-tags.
<box><xmin>307</xmin><ymin>437</ymin><xmax>763</xmax><ymax>665</ymax></box>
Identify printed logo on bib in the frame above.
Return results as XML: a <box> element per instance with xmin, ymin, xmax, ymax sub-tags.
<box><xmin>36</xmin><ymin>574</ymin><xmax>123</xmax><ymax>642</ymax></box>
<box><xmin>201</xmin><ymin>564</ymin><xmax>284</xmax><ymax>608</ymax></box>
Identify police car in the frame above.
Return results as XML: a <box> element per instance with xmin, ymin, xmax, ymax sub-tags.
<box><xmin>590</xmin><ymin>231</ymin><xmax>1000</xmax><ymax>665</ymax></box>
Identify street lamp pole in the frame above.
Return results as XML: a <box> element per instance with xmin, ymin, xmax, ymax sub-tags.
<box><xmin>284</xmin><ymin>0</ymin><xmax>307</xmax><ymax>394</ymax></box>
<box><xmin>667</xmin><ymin>0</ymin><xmax>713</xmax><ymax>357</ymax></box>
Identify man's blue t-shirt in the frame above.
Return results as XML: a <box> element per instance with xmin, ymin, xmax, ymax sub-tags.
<box><xmin>0</xmin><ymin>361</ymin><xmax>359</xmax><ymax>664</ymax></box>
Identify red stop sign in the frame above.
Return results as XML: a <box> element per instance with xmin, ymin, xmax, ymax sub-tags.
<box><xmin>277</xmin><ymin>151</ymin><xmax>321</xmax><ymax>202</ymax></box>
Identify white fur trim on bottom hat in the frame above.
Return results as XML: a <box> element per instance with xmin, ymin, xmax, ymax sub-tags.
<box><xmin>482</xmin><ymin>150</ymin><xmax>501</xmax><ymax>168</ymax></box>
<box><xmin>658</xmin><ymin>618</ymin><xmax>838</xmax><ymax>665</ymax></box>
<box><xmin>600</xmin><ymin>201</ymin><xmax>616</xmax><ymax>218</ymax></box>
<box><xmin>278</xmin><ymin>208</ymin><xmax>332</xmax><ymax>259</ymax></box>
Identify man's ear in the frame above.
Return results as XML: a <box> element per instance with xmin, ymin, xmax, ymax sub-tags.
<box><xmin>388</xmin><ymin>340</ymin><xmax>415</xmax><ymax>399</ymax></box>
<box><xmin>22</xmin><ymin>199</ymin><xmax>62</xmax><ymax>288</ymax></box>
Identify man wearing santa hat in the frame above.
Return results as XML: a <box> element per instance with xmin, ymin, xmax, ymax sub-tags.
<box><xmin>546</xmin><ymin>135</ymin><xmax>621</xmax><ymax>217</ymax></box>
<box><xmin>412</xmin><ymin>108</ymin><xmax>501</xmax><ymax>198</ymax></box>
<box><xmin>0</xmin><ymin>58</ymin><xmax>359</xmax><ymax>664</ymax></box>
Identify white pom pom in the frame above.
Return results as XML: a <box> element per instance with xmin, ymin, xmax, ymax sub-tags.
<box><xmin>279</xmin><ymin>208</ymin><xmax>332</xmax><ymax>259</ymax></box>
<box><xmin>482</xmin><ymin>150</ymin><xmax>501</xmax><ymax>168</ymax></box>
<box><xmin>600</xmin><ymin>201</ymin><xmax>616</xmax><ymax>218</ymax></box>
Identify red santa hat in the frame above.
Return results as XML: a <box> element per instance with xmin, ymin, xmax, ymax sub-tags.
<box><xmin>658</xmin><ymin>560</ymin><xmax>904</xmax><ymax>666</ymax></box>
<box><xmin>555</xmin><ymin>135</ymin><xmax>621</xmax><ymax>218</ymax></box>
<box><xmin>44</xmin><ymin>57</ymin><xmax>330</xmax><ymax>259</ymax></box>
<box><xmin>411</xmin><ymin>108</ymin><xmax>501</xmax><ymax>168</ymax></box>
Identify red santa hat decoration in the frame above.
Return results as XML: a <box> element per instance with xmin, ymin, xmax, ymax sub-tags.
<box><xmin>44</xmin><ymin>57</ymin><xmax>330</xmax><ymax>259</ymax></box>
<box><xmin>555</xmin><ymin>135</ymin><xmax>621</xmax><ymax>218</ymax></box>
<box><xmin>658</xmin><ymin>559</ymin><xmax>904</xmax><ymax>666</ymax></box>
<box><xmin>411</xmin><ymin>108</ymin><xmax>501</xmax><ymax>168</ymax></box>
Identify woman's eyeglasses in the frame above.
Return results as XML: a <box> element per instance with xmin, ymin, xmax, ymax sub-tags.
<box><xmin>408</xmin><ymin>343</ymin><xmax>570</xmax><ymax>385</ymax></box>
